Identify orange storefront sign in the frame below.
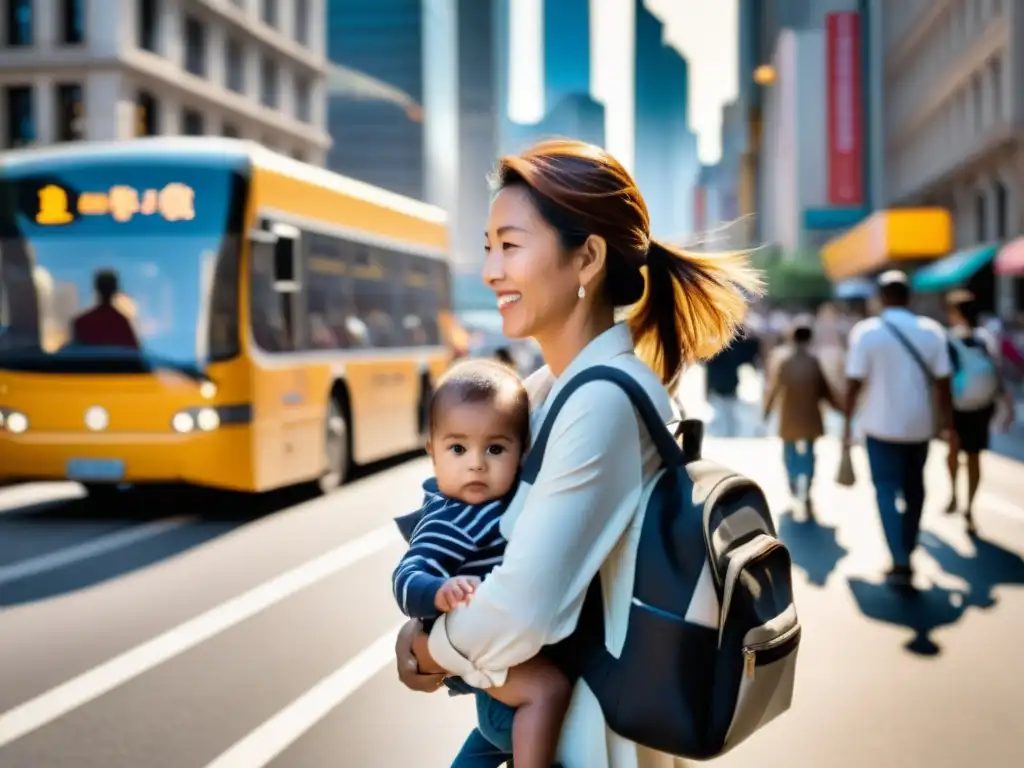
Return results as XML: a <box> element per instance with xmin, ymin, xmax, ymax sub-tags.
<box><xmin>820</xmin><ymin>208</ymin><xmax>953</xmax><ymax>282</ymax></box>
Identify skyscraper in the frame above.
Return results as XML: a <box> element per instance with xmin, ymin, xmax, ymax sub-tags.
<box><xmin>325</xmin><ymin>0</ymin><xmax>426</xmax><ymax>200</ymax></box>
<box><xmin>633</xmin><ymin>1</ymin><xmax>697</xmax><ymax>238</ymax></box>
<box><xmin>506</xmin><ymin>0</ymin><xmax>605</xmax><ymax>152</ymax></box>
<box><xmin>543</xmin><ymin>0</ymin><xmax>591</xmax><ymax>111</ymax></box>
<box><xmin>454</xmin><ymin>0</ymin><xmax>501</xmax><ymax>270</ymax></box>
<box><xmin>423</xmin><ymin>0</ymin><xmax>501</xmax><ymax>282</ymax></box>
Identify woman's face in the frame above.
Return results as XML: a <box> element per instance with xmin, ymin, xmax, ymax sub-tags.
<box><xmin>483</xmin><ymin>186</ymin><xmax>580</xmax><ymax>340</ymax></box>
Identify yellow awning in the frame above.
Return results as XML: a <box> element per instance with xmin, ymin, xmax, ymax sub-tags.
<box><xmin>820</xmin><ymin>208</ymin><xmax>953</xmax><ymax>282</ymax></box>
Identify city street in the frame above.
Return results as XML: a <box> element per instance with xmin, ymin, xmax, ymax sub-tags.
<box><xmin>1</xmin><ymin>373</ymin><xmax>1024</xmax><ymax>767</ymax></box>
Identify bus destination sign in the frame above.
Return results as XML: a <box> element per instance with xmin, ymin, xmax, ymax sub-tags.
<box><xmin>35</xmin><ymin>183</ymin><xmax>196</xmax><ymax>225</ymax></box>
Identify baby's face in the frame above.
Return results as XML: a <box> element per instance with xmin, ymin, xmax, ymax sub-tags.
<box><xmin>428</xmin><ymin>401</ymin><xmax>523</xmax><ymax>505</ymax></box>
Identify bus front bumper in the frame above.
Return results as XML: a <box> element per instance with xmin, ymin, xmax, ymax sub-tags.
<box><xmin>0</xmin><ymin>428</ymin><xmax>254</xmax><ymax>491</ymax></box>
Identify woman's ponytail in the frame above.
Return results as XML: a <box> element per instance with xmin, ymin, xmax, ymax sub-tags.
<box><xmin>626</xmin><ymin>240</ymin><xmax>764</xmax><ymax>388</ymax></box>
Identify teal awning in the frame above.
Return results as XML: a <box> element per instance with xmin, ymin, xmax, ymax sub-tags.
<box><xmin>911</xmin><ymin>244</ymin><xmax>999</xmax><ymax>293</ymax></box>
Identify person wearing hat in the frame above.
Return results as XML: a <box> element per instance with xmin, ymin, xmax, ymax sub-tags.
<box><xmin>843</xmin><ymin>270</ymin><xmax>957</xmax><ymax>589</ymax></box>
<box><xmin>763</xmin><ymin>315</ymin><xmax>842</xmax><ymax>518</ymax></box>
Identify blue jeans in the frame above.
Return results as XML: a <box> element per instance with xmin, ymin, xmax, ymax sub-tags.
<box><xmin>782</xmin><ymin>439</ymin><xmax>816</xmax><ymax>497</ymax></box>
<box><xmin>864</xmin><ymin>437</ymin><xmax>929</xmax><ymax>568</ymax></box>
<box><xmin>451</xmin><ymin>693</ymin><xmax>514</xmax><ymax>767</ymax></box>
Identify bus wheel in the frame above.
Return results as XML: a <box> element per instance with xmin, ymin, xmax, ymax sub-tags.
<box><xmin>319</xmin><ymin>398</ymin><xmax>350</xmax><ymax>493</ymax></box>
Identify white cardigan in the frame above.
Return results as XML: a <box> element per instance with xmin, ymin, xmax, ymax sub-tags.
<box><xmin>428</xmin><ymin>323</ymin><xmax>691</xmax><ymax>768</ymax></box>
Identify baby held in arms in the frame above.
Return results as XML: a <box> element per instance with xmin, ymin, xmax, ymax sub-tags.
<box><xmin>392</xmin><ymin>359</ymin><xmax>570</xmax><ymax>768</ymax></box>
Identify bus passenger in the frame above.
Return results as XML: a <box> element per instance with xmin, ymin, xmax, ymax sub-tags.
<box><xmin>72</xmin><ymin>270</ymin><xmax>140</xmax><ymax>350</ymax></box>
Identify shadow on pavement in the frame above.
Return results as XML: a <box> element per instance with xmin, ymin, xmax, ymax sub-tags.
<box><xmin>846</xmin><ymin>577</ymin><xmax>967</xmax><ymax>656</ymax></box>
<box><xmin>844</xmin><ymin>531</ymin><xmax>1024</xmax><ymax>656</ymax></box>
<box><xmin>777</xmin><ymin>508</ymin><xmax>848</xmax><ymax>587</ymax></box>
<box><xmin>0</xmin><ymin>451</ymin><xmax>422</xmax><ymax>608</ymax></box>
<box><xmin>920</xmin><ymin>530</ymin><xmax>1024</xmax><ymax>610</ymax></box>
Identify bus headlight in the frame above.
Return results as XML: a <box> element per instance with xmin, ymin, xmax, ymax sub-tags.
<box><xmin>195</xmin><ymin>407</ymin><xmax>220</xmax><ymax>431</ymax></box>
<box><xmin>1</xmin><ymin>409</ymin><xmax>29</xmax><ymax>433</ymax></box>
<box><xmin>171</xmin><ymin>411</ymin><xmax>195</xmax><ymax>433</ymax></box>
<box><xmin>171</xmin><ymin>407</ymin><xmax>222</xmax><ymax>433</ymax></box>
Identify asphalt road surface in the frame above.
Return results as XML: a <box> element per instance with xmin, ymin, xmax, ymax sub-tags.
<box><xmin>2</xmin><ymin>394</ymin><xmax>1023</xmax><ymax>766</ymax></box>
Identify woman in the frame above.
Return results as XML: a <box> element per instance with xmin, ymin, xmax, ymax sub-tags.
<box><xmin>395</xmin><ymin>139</ymin><xmax>761</xmax><ymax>767</ymax></box>
<box><xmin>944</xmin><ymin>290</ymin><xmax>1014</xmax><ymax>534</ymax></box>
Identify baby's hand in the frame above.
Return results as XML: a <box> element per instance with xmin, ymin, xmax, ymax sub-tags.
<box><xmin>435</xmin><ymin>576</ymin><xmax>481</xmax><ymax>612</ymax></box>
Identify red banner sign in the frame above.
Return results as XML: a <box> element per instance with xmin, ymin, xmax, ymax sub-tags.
<box><xmin>826</xmin><ymin>12</ymin><xmax>863</xmax><ymax>206</ymax></box>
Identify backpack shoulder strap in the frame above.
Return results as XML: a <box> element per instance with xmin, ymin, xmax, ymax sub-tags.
<box><xmin>521</xmin><ymin>365</ymin><xmax>686</xmax><ymax>484</ymax></box>
<box><xmin>882</xmin><ymin>318</ymin><xmax>934</xmax><ymax>384</ymax></box>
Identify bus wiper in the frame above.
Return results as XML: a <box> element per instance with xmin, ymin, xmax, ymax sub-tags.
<box><xmin>142</xmin><ymin>356</ymin><xmax>212</xmax><ymax>383</ymax></box>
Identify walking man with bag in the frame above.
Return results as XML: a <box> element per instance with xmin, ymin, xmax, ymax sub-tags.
<box><xmin>842</xmin><ymin>271</ymin><xmax>958</xmax><ymax>588</ymax></box>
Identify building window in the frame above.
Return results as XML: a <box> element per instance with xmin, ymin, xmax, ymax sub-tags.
<box><xmin>5</xmin><ymin>86</ymin><xmax>35</xmax><ymax>147</ymax></box>
<box><xmin>137</xmin><ymin>0</ymin><xmax>157</xmax><ymax>52</ymax></box>
<box><xmin>222</xmin><ymin>123</ymin><xmax>240</xmax><ymax>138</ymax></box>
<box><xmin>295</xmin><ymin>77</ymin><xmax>311</xmax><ymax>122</ymax></box>
<box><xmin>55</xmin><ymin>83</ymin><xmax>84</xmax><ymax>141</ymax></box>
<box><xmin>183</xmin><ymin>109</ymin><xmax>204</xmax><ymax>135</ymax></box>
<box><xmin>59</xmin><ymin>0</ymin><xmax>84</xmax><ymax>44</ymax></box>
<box><xmin>226</xmin><ymin>37</ymin><xmax>244</xmax><ymax>93</ymax></box>
<box><xmin>990</xmin><ymin>56</ymin><xmax>1004</xmax><ymax>121</ymax></box>
<box><xmin>261</xmin><ymin>0</ymin><xmax>277</xmax><ymax>27</ymax></box>
<box><xmin>260</xmin><ymin>56</ymin><xmax>278</xmax><ymax>108</ymax></box>
<box><xmin>7</xmin><ymin>0</ymin><xmax>33</xmax><ymax>46</ymax></box>
<box><xmin>184</xmin><ymin>16</ymin><xmax>206</xmax><ymax>76</ymax></box>
<box><xmin>295</xmin><ymin>0</ymin><xmax>308</xmax><ymax>45</ymax></box>
<box><xmin>136</xmin><ymin>90</ymin><xmax>158</xmax><ymax>136</ymax></box>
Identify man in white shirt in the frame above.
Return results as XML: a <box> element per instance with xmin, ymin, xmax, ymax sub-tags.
<box><xmin>843</xmin><ymin>271</ymin><xmax>957</xmax><ymax>588</ymax></box>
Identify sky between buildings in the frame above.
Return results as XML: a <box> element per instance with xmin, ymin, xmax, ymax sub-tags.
<box><xmin>508</xmin><ymin>0</ymin><xmax>738</xmax><ymax>168</ymax></box>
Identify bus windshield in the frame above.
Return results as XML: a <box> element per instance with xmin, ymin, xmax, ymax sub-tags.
<box><xmin>0</xmin><ymin>161</ymin><xmax>242</xmax><ymax>377</ymax></box>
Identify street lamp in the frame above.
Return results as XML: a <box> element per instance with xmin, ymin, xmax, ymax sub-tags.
<box><xmin>753</xmin><ymin>65</ymin><xmax>777</xmax><ymax>86</ymax></box>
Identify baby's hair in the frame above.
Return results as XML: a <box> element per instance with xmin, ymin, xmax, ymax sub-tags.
<box><xmin>429</xmin><ymin>359</ymin><xmax>530</xmax><ymax>447</ymax></box>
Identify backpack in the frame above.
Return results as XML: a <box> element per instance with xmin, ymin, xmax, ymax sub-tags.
<box><xmin>521</xmin><ymin>365</ymin><xmax>799</xmax><ymax>760</ymax></box>
<box><xmin>948</xmin><ymin>333</ymin><xmax>999</xmax><ymax>411</ymax></box>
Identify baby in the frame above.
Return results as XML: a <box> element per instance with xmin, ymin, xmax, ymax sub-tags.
<box><xmin>392</xmin><ymin>359</ymin><xmax>571</xmax><ymax>768</ymax></box>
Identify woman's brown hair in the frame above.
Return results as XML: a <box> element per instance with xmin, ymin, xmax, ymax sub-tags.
<box><xmin>491</xmin><ymin>138</ymin><xmax>764</xmax><ymax>388</ymax></box>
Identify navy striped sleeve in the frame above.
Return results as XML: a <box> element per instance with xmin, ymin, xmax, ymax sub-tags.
<box><xmin>392</xmin><ymin>503</ymin><xmax>478</xmax><ymax>619</ymax></box>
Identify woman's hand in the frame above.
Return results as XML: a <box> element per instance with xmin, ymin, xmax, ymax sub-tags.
<box><xmin>395</xmin><ymin>619</ymin><xmax>446</xmax><ymax>693</ymax></box>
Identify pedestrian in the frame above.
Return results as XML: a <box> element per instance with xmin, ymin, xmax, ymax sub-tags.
<box><xmin>393</xmin><ymin>137</ymin><xmax>761</xmax><ymax>767</ymax></box>
<box><xmin>763</xmin><ymin>317</ymin><xmax>842</xmax><ymax>519</ymax></box>
<box><xmin>943</xmin><ymin>290</ymin><xmax>1014</xmax><ymax>534</ymax></box>
<box><xmin>843</xmin><ymin>270</ymin><xmax>957</xmax><ymax>589</ymax></box>
<box><xmin>705</xmin><ymin>332</ymin><xmax>759</xmax><ymax>436</ymax></box>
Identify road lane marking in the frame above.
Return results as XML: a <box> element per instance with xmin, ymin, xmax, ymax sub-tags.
<box><xmin>0</xmin><ymin>524</ymin><xmax>400</xmax><ymax>748</ymax></box>
<box><xmin>203</xmin><ymin>624</ymin><xmax>403</xmax><ymax>768</ymax></box>
<box><xmin>0</xmin><ymin>517</ymin><xmax>193</xmax><ymax>586</ymax></box>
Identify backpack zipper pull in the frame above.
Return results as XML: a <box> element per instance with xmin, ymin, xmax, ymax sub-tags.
<box><xmin>743</xmin><ymin>648</ymin><xmax>756</xmax><ymax>680</ymax></box>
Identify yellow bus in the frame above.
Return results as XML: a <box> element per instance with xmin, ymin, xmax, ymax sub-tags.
<box><xmin>0</xmin><ymin>137</ymin><xmax>454</xmax><ymax>496</ymax></box>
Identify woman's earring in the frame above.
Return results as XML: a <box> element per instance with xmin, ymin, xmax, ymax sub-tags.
<box><xmin>577</xmin><ymin>285</ymin><xmax>586</xmax><ymax>299</ymax></box>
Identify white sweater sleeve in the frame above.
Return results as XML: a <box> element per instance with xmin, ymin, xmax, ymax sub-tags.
<box><xmin>427</xmin><ymin>381</ymin><xmax>645</xmax><ymax>688</ymax></box>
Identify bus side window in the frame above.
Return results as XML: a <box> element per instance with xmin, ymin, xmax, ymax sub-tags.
<box><xmin>350</xmin><ymin>244</ymin><xmax>398</xmax><ymax>348</ymax></box>
<box><xmin>304</xmin><ymin>230</ymin><xmax>351</xmax><ymax>350</ymax></box>
<box><xmin>208</xmin><ymin>235</ymin><xmax>241</xmax><ymax>361</ymax></box>
<box><xmin>394</xmin><ymin>250</ymin><xmax>437</xmax><ymax>346</ymax></box>
<box><xmin>249</xmin><ymin>238</ymin><xmax>293</xmax><ymax>353</ymax></box>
